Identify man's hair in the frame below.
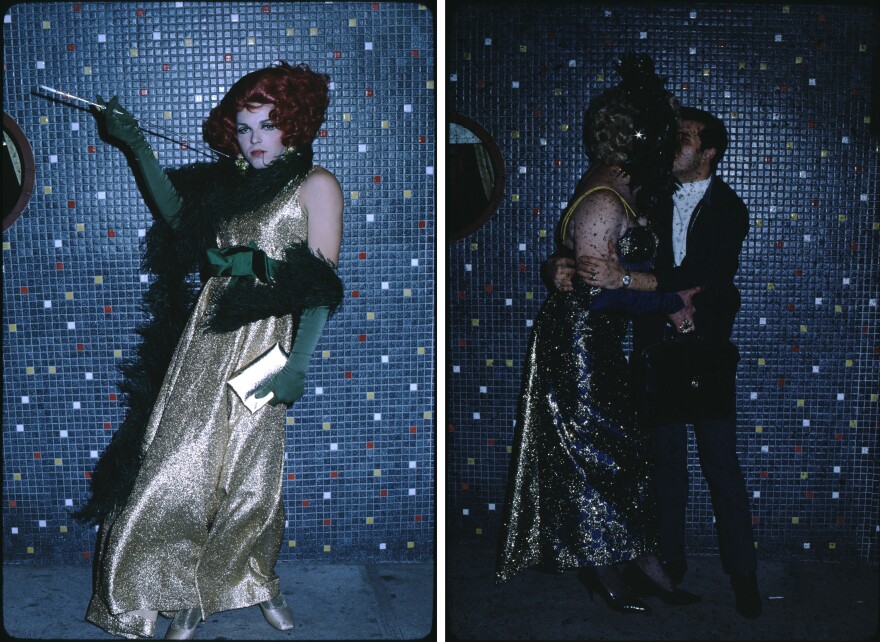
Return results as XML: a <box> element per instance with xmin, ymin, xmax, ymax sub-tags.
<box><xmin>679</xmin><ymin>106</ymin><xmax>728</xmax><ymax>172</ymax></box>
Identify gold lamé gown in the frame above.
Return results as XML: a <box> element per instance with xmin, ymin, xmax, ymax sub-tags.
<box><xmin>497</xmin><ymin>188</ymin><xmax>678</xmax><ymax>584</ymax></box>
<box><xmin>86</xmin><ymin>168</ymin><xmax>318</xmax><ymax>639</ymax></box>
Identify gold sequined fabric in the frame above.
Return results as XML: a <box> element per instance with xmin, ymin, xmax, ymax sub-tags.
<box><xmin>496</xmin><ymin>226</ymin><xmax>659</xmax><ymax>584</ymax></box>
<box><xmin>86</xmin><ymin>169</ymin><xmax>315</xmax><ymax>639</ymax></box>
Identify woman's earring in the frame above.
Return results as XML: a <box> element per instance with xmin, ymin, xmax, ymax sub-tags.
<box><xmin>235</xmin><ymin>154</ymin><xmax>249</xmax><ymax>173</ymax></box>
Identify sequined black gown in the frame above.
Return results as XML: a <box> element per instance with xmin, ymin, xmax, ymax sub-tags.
<box><xmin>497</xmin><ymin>203</ymin><xmax>682</xmax><ymax>583</ymax></box>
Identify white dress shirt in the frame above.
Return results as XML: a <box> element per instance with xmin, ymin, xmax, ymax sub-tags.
<box><xmin>671</xmin><ymin>176</ymin><xmax>712</xmax><ymax>266</ymax></box>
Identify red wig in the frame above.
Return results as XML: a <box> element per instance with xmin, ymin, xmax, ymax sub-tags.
<box><xmin>203</xmin><ymin>61</ymin><xmax>330</xmax><ymax>157</ymax></box>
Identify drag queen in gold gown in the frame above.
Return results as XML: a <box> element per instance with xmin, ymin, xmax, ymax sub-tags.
<box><xmin>77</xmin><ymin>62</ymin><xmax>343</xmax><ymax>639</ymax></box>
<box><xmin>497</xmin><ymin>56</ymin><xmax>701</xmax><ymax>614</ymax></box>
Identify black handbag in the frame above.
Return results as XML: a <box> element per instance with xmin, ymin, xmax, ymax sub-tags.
<box><xmin>640</xmin><ymin>334</ymin><xmax>739</xmax><ymax>425</ymax></box>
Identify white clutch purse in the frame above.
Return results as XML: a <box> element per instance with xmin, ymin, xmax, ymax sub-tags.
<box><xmin>227</xmin><ymin>343</ymin><xmax>289</xmax><ymax>413</ymax></box>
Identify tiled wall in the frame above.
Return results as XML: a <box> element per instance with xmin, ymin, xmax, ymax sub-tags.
<box><xmin>447</xmin><ymin>3</ymin><xmax>879</xmax><ymax>563</ymax></box>
<box><xmin>2</xmin><ymin>1</ymin><xmax>434</xmax><ymax>564</ymax></box>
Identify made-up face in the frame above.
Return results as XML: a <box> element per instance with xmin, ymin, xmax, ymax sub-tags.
<box><xmin>236</xmin><ymin>103</ymin><xmax>286</xmax><ymax>169</ymax></box>
<box><xmin>673</xmin><ymin>120</ymin><xmax>713</xmax><ymax>183</ymax></box>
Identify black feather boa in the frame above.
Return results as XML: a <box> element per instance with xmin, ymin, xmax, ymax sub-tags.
<box><xmin>73</xmin><ymin>149</ymin><xmax>343</xmax><ymax>525</ymax></box>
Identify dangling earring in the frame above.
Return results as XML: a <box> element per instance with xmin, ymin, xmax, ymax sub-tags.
<box><xmin>235</xmin><ymin>154</ymin><xmax>249</xmax><ymax>173</ymax></box>
<box><xmin>283</xmin><ymin>146</ymin><xmax>296</xmax><ymax>158</ymax></box>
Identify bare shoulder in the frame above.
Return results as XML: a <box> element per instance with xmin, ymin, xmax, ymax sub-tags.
<box><xmin>571</xmin><ymin>187</ymin><xmax>626</xmax><ymax>224</ymax></box>
<box><xmin>301</xmin><ymin>165</ymin><xmax>342</xmax><ymax>201</ymax></box>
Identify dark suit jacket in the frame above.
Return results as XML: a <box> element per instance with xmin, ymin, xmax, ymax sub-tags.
<box><xmin>633</xmin><ymin>174</ymin><xmax>750</xmax><ymax>352</ymax></box>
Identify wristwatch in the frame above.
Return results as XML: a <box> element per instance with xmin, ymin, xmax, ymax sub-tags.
<box><xmin>621</xmin><ymin>271</ymin><xmax>632</xmax><ymax>288</ymax></box>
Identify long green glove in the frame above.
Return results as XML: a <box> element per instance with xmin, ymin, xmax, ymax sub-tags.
<box><xmin>255</xmin><ymin>306</ymin><xmax>329</xmax><ymax>406</ymax></box>
<box><xmin>95</xmin><ymin>95</ymin><xmax>183</xmax><ymax>229</ymax></box>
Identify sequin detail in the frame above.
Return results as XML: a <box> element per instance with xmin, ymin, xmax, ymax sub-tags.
<box><xmin>86</xmin><ymin>169</ymin><xmax>314</xmax><ymax>638</ymax></box>
<box><xmin>496</xmin><ymin>219</ymin><xmax>659</xmax><ymax>584</ymax></box>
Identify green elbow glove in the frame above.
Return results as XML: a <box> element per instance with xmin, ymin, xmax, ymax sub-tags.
<box><xmin>95</xmin><ymin>95</ymin><xmax>183</xmax><ymax>229</ymax></box>
<box><xmin>255</xmin><ymin>306</ymin><xmax>330</xmax><ymax>407</ymax></box>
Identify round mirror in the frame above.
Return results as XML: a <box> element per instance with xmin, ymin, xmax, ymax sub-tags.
<box><xmin>3</xmin><ymin>113</ymin><xmax>36</xmax><ymax>231</ymax></box>
<box><xmin>447</xmin><ymin>112</ymin><xmax>504</xmax><ymax>241</ymax></box>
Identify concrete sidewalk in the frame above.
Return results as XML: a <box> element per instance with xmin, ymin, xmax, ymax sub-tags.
<box><xmin>2</xmin><ymin>562</ymin><xmax>434</xmax><ymax>639</ymax></box>
<box><xmin>447</xmin><ymin>539</ymin><xmax>878</xmax><ymax>640</ymax></box>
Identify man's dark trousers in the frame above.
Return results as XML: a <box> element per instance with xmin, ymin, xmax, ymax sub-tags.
<box><xmin>651</xmin><ymin>411</ymin><xmax>757</xmax><ymax>575</ymax></box>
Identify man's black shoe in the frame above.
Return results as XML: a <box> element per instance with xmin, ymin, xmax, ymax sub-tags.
<box><xmin>662</xmin><ymin>560</ymin><xmax>687</xmax><ymax>585</ymax></box>
<box><xmin>730</xmin><ymin>572</ymin><xmax>762</xmax><ymax>618</ymax></box>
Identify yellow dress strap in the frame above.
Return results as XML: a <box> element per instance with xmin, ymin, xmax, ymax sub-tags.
<box><xmin>558</xmin><ymin>186</ymin><xmax>637</xmax><ymax>244</ymax></box>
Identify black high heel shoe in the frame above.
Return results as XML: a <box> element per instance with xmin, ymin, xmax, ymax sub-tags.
<box><xmin>623</xmin><ymin>563</ymin><xmax>702</xmax><ymax>605</ymax></box>
<box><xmin>578</xmin><ymin>568</ymin><xmax>652</xmax><ymax>615</ymax></box>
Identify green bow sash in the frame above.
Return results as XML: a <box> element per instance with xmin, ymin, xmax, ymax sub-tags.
<box><xmin>203</xmin><ymin>244</ymin><xmax>282</xmax><ymax>284</ymax></box>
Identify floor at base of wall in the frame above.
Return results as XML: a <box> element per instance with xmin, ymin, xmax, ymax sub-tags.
<box><xmin>448</xmin><ymin>540</ymin><xmax>878</xmax><ymax>641</ymax></box>
<box><xmin>2</xmin><ymin>561</ymin><xmax>434</xmax><ymax>640</ymax></box>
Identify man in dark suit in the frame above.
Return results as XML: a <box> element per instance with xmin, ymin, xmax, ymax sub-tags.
<box><xmin>547</xmin><ymin>107</ymin><xmax>761</xmax><ymax>618</ymax></box>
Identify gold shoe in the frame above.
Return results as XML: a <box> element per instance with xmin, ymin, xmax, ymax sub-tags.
<box><xmin>165</xmin><ymin>608</ymin><xmax>201</xmax><ymax>640</ymax></box>
<box><xmin>259</xmin><ymin>594</ymin><xmax>294</xmax><ymax>631</ymax></box>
